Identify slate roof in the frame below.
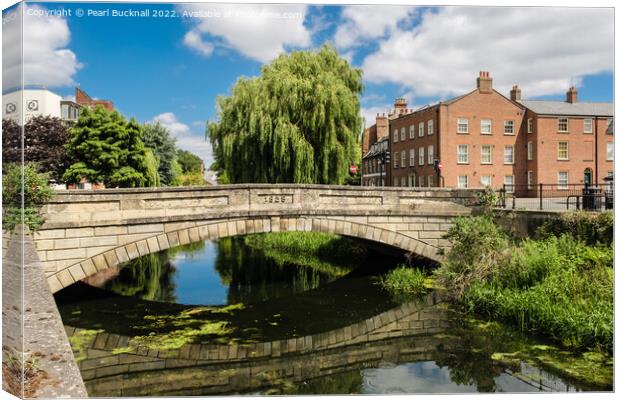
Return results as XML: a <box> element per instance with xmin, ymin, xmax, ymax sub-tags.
<box><xmin>518</xmin><ymin>100</ymin><xmax>613</xmax><ymax>116</ymax></box>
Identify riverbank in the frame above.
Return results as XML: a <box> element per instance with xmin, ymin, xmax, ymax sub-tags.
<box><xmin>379</xmin><ymin>211</ymin><xmax>614</xmax><ymax>387</ymax></box>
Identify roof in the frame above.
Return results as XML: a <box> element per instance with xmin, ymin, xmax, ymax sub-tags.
<box><xmin>518</xmin><ymin>100</ymin><xmax>613</xmax><ymax>117</ymax></box>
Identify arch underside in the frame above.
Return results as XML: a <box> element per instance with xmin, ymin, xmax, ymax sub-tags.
<box><xmin>47</xmin><ymin>216</ymin><xmax>444</xmax><ymax>293</ymax></box>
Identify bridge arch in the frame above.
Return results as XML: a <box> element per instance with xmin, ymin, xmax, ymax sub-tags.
<box><xmin>47</xmin><ymin>216</ymin><xmax>442</xmax><ymax>293</ymax></box>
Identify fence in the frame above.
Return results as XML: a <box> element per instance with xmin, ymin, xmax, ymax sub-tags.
<box><xmin>497</xmin><ymin>183</ymin><xmax>614</xmax><ymax>211</ymax></box>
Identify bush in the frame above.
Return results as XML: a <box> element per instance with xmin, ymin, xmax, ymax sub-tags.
<box><xmin>380</xmin><ymin>266</ymin><xmax>428</xmax><ymax>296</ymax></box>
<box><xmin>2</xmin><ymin>163</ymin><xmax>54</xmax><ymax>231</ymax></box>
<box><xmin>433</xmin><ymin>216</ymin><xmax>509</xmax><ymax>300</ymax></box>
<box><xmin>537</xmin><ymin>211</ymin><xmax>613</xmax><ymax>246</ymax></box>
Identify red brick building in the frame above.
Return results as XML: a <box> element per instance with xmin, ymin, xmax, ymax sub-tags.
<box><xmin>361</xmin><ymin>72</ymin><xmax>613</xmax><ymax>191</ymax></box>
<box><xmin>75</xmin><ymin>87</ymin><xmax>115</xmax><ymax>111</ymax></box>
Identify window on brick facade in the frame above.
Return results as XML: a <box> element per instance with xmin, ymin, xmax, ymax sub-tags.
<box><xmin>584</xmin><ymin>118</ymin><xmax>593</xmax><ymax>134</ymax></box>
<box><xmin>607</xmin><ymin>142</ymin><xmax>614</xmax><ymax>161</ymax></box>
<box><xmin>528</xmin><ymin>171</ymin><xmax>534</xmax><ymax>189</ymax></box>
<box><xmin>557</xmin><ymin>171</ymin><xmax>569</xmax><ymax>189</ymax></box>
<box><xmin>558</xmin><ymin>118</ymin><xmax>568</xmax><ymax>132</ymax></box>
<box><xmin>504</xmin><ymin>120</ymin><xmax>515</xmax><ymax>134</ymax></box>
<box><xmin>428</xmin><ymin>120</ymin><xmax>434</xmax><ymax>135</ymax></box>
<box><xmin>394</xmin><ymin>151</ymin><xmax>399</xmax><ymax>168</ymax></box>
<box><xmin>504</xmin><ymin>145</ymin><xmax>514</xmax><ymax>164</ymax></box>
<box><xmin>419</xmin><ymin>175</ymin><xmax>425</xmax><ymax>187</ymax></box>
<box><xmin>504</xmin><ymin>176</ymin><xmax>514</xmax><ymax>193</ymax></box>
<box><xmin>401</xmin><ymin>151</ymin><xmax>406</xmax><ymax>168</ymax></box>
<box><xmin>401</xmin><ymin>177</ymin><xmax>407</xmax><ymax>187</ymax></box>
<box><xmin>419</xmin><ymin>122</ymin><xmax>425</xmax><ymax>137</ymax></box>
<box><xmin>527</xmin><ymin>118</ymin><xmax>533</xmax><ymax>133</ymax></box>
<box><xmin>428</xmin><ymin>175</ymin><xmax>434</xmax><ymax>187</ymax></box>
<box><xmin>457</xmin><ymin>118</ymin><xmax>468</xmax><ymax>133</ymax></box>
<box><xmin>527</xmin><ymin>141</ymin><xmax>533</xmax><ymax>161</ymax></box>
<box><xmin>408</xmin><ymin>175</ymin><xmax>415</xmax><ymax>187</ymax></box>
<box><xmin>607</xmin><ymin>118</ymin><xmax>613</xmax><ymax>134</ymax></box>
<box><xmin>409</xmin><ymin>148</ymin><xmax>415</xmax><ymax>166</ymax></box>
<box><xmin>393</xmin><ymin>177</ymin><xmax>398</xmax><ymax>186</ymax></box>
<box><xmin>419</xmin><ymin>146</ymin><xmax>425</xmax><ymax>166</ymax></box>
<box><xmin>481</xmin><ymin>145</ymin><xmax>492</xmax><ymax>164</ymax></box>
<box><xmin>458</xmin><ymin>175</ymin><xmax>468</xmax><ymax>188</ymax></box>
<box><xmin>480</xmin><ymin>175</ymin><xmax>492</xmax><ymax>187</ymax></box>
<box><xmin>400</xmin><ymin>127</ymin><xmax>406</xmax><ymax>141</ymax></box>
<box><xmin>557</xmin><ymin>141</ymin><xmax>569</xmax><ymax>160</ymax></box>
<box><xmin>481</xmin><ymin>119</ymin><xmax>492</xmax><ymax>135</ymax></box>
<box><xmin>457</xmin><ymin>145</ymin><xmax>469</xmax><ymax>164</ymax></box>
<box><xmin>393</xmin><ymin>129</ymin><xmax>399</xmax><ymax>143</ymax></box>
<box><xmin>428</xmin><ymin>145</ymin><xmax>434</xmax><ymax>165</ymax></box>
<box><xmin>409</xmin><ymin>125</ymin><xmax>415</xmax><ymax>139</ymax></box>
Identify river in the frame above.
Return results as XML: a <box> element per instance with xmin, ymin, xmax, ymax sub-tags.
<box><xmin>53</xmin><ymin>235</ymin><xmax>611</xmax><ymax>396</ymax></box>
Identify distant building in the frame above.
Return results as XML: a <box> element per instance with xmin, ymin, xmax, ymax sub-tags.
<box><xmin>361</xmin><ymin>72</ymin><xmax>613</xmax><ymax>190</ymax></box>
<box><xmin>75</xmin><ymin>87</ymin><xmax>114</xmax><ymax>112</ymax></box>
<box><xmin>2</xmin><ymin>87</ymin><xmax>62</xmax><ymax>122</ymax></box>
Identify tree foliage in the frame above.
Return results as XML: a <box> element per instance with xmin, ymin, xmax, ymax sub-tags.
<box><xmin>63</xmin><ymin>106</ymin><xmax>158</xmax><ymax>188</ymax></box>
<box><xmin>141</xmin><ymin>122</ymin><xmax>178</xmax><ymax>185</ymax></box>
<box><xmin>176</xmin><ymin>149</ymin><xmax>203</xmax><ymax>174</ymax></box>
<box><xmin>207</xmin><ymin>45</ymin><xmax>363</xmax><ymax>184</ymax></box>
<box><xmin>2</xmin><ymin>116</ymin><xmax>71</xmax><ymax>182</ymax></box>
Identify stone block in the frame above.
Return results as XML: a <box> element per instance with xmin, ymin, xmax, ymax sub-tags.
<box><xmin>115</xmin><ymin>247</ymin><xmax>130</xmax><ymax>263</ymax></box>
<box><xmin>86</xmin><ymin>246</ymin><xmax>112</xmax><ymax>258</ymax></box>
<box><xmin>156</xmin><ymin>234</ymin><xmax>170</xmax><ymax>250</ymax></box>
<box><xmin>188</xmin><ymin>227</ymin><xmax>200</xmax><ymax>243</ymax></box>
<box><xmin>178</xmin><ymin>229</ymin><xmax>191</xmax><ymax>245</ymax></box>
<box><xmin>217</xmin><ymin>222</ymin><xmax>229</xmax><ymax>237</ymax></box>
<box><xmin>167</xmin><ymin>232</ymin><xmax>180</xmax><ymax>248</ymax></box>
<box><xmin>146</xmin><ymin>237</ymin><xmax>160</xmax><ymax>254</ymax></box>
<box><xmin>47</xmin><ymin>275</ymin><xmax>63</xmax><ymax>293</ymax></box>
<box><xmin>46</xmin><ymin>248</ymin><xmax>86</xmax><ymax>261</ymax></box>
<box><xmin>423</xmin><ymin>223</ymin><xmax>440</xmax><ymax>231</ymax></box>
<box><xmin>35</xmin><ymin>240</ymin><xmax>54</xmax><ymax>250</ymax></box>
<box><xmin>57</xmin><ymin>268</ymin><xmax>75</xmax><ymax>287</ymax></box>
<box><xmin>94</xmin><ymin>226</ymin><xmax>127</xmax><ymax>236</ymax></box>
<box><xmin>128</xmin><ymin>223</ymin><xmax>164</xmax><ymax>234</ymax></box>
<box><xmin>226</xmin><ymin>221</ymin><xmax>238</xmax><ymax>237</ymax></box>
<box><xmin>408</xmin><ymin>223</ymin><xmax>424</xmax><ymax>231</ymax></box>
<box><xmin>103</xmin><ymin>250</ymin><xmax>120</xmax><ymax>268</ymax></box>
<box><xmin>125</xmin><ymin>243</ymin><xmax>140</xmax><ymax>260</ymax></box>
<box><xmin>81</xmin><ymin>259</ymin><xmax>97</xmax><ymax>276</ymax></box>
<box><xmin>35</xmin><ymin>229</ymin><xmax>65</xmax><ymax>240</ymax></box>
<box><xmin>135</xmin><ymin>240</ymin><xmax>150</xmax><ymax>256</ymax></box>
<box><xmin>419</xmin><ymin>231</ymin><xmax>444</xmax><ymax>239</ymax></box>
<box><xmin>80</xmin><ymin>236</ymin><xmax>117</xmax><ymax>248</ymax></box>
<box><xmin>68</xmin><ymin>264</ymin><xmax>86</xmax><ymax>281</ymax></box>
<box><xmin>92</xmin><ymin>254</ymin><xmax>109</xmax><ymax>271</ymax></box>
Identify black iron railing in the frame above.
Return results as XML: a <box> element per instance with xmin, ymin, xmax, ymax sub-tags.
<box><xmin>496</xmin><ymin>183</ymin><xmax>613</xmax><ymax>211</ymax></box>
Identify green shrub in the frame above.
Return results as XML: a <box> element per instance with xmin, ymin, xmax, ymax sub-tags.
<box><xmin>434</xmin><ymin>216</ymin><xmax>509</xmax><ymax>300</ymax></box>
<box><xmin>380</xmin><ymin>266</ymin><xmax>428</xmax><ymax>296</ymax></box>
<box><xmin>537</xmin><ymin>211</ymin><xmax>613</xmax><ymax>246</ymax></box>
<box><xmin>2</xmin><ymin>162</ymin><xmax>54</xmax><ymax>231</ymax></box>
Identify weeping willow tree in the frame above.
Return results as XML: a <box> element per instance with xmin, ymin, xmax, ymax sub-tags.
<box><xmin>207</xmin><ymin>45</ymin><xmax>363</xmax><ymax>184</ymax></box>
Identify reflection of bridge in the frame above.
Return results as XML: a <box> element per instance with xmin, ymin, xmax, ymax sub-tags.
<box><xmin>36</xmin><ymin>184</ymin><xmax>481</xmax><ymax>293</ymax></box>
<box><xmin>65</xmin><ymin>293</ymin><xmax>454</xmax><ymax>396</ymax></box>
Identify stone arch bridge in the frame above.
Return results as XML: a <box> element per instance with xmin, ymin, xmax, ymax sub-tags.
<box><xmin>33</xmin><ymin>184</ymin><xmax>482</xmax><ymax>293</ymax></box>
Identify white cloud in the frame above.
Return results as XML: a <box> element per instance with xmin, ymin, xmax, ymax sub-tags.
<box><xmin>360</xmin><ymin>105</ymin><xmax>390</xmax><ymax>129</ymax></box>
<box><xmin>178</xmin><ymin>4</ymin><xmax>311</xmax><ymax>63</ymax></box>
<box><xmin>335</xmin><ymin>6</ymin><xmax>415</xmax><ymax>50</ymax></box>
<box><xmin>151</xmin><ymin>112</ymin><xmax>213</xmax><ymax>175</ymax></box>
<box><xmin>361</xmin><ymin>7</ymin><xmax>613</xmax><ymax>98</ymax></box>
<box><xmin>3</xmin><ymin>5</ymin><xmax>82</xmax><ymax>89</ymax></box>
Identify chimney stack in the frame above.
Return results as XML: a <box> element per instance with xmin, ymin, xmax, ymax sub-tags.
<box><xmin>394</xmin><ymin>97</ymin><xmax>407</xmax><ymax>115</ymax></box>
<box><xmin>477</xmin><ymin>71</ymin><xmax>493</xmax><ymax>93</ymax></box>
<box><xmin>566</xmin><ymin>86</ymin><xmax>578</xmax><ymax>103</ymax></box>
<box><xmin>510</xmin><ymin>85</ymin><xmax>521</xmax><ymax>101</ymax></box>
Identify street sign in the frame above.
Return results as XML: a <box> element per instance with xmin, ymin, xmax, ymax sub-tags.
<box><xmin>349</xmin><ymin>165</ymin><xmax>357</xmax><ymax>174</ymax></box>
<box><xmin>438</xmin><ymin>163</ymin><xmax>443</xmax><ymax>170</ymax></box>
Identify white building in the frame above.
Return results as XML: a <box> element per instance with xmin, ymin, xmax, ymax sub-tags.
<box><xmin>2</xmin><ymin>88</ymin><xmax>63</xmax><ymax>122</ymax></box>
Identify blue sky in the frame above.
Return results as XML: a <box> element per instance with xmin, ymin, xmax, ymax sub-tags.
<box><xmin>2</xmin><ymin>2</ymin><xmax>614</xmax><ymax>173</ymax></box>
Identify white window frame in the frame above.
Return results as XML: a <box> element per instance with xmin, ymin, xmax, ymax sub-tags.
<box><xmin>584</xmin><ymin>118</ymin><xmax>593</xmax><ymax>134</ymax></box>
<box><xmin>428</xmin><ymin>175</ymin><xmax>434</xmax><ymax>187</ymax></box>
<box><xmin>481</xmin><ymin>119</ymin><xmax>492</xmax><ymax>135</ymax></box>
<box><xmin>409</xmin><ymin>125</ymin><xmax>415</xmax><ymax>139</ymax></box>
<box><xmin>428</xmin><ymin>145</ymin><xmax>434</xmax><ymax>165</ymax></box>
<box><xmin>557</xmin><ymin>171</ymin><xmax>569</xmax><ymax>190</ymax></box>
<box><xmin>428</xmin><ymin>120</ymin><xmax>434</xmax><ymax>135</ymax></box>
<box><xmin>457</xmin><ymin>118</ymin><xmax>468</xmax><ymax>134</ymax></box>
<box><xmin>409</xmin><ymin>148</ymin><xmax>415</xmax><ymax>166</ymax></box>
<box><xmin>558</xmin><ymin>117</ymin><xmax>568</xmax><ymax>132</ymax></box>
<box><xmin>418</xmin><ymin>122</ymin><xmax>425</xmax><ymax>137</ymax></box>
<box><xmin>504</xmin><ymin>120</ymin><xmax>515</xmax><ymax>135</ymax></box>
<box><xmin>393</xmin><ymin>177</ymin><xmax>398</xmax><ymax>186</ymax></box>
<box><xmin>503</xmin><ymin>145</ymin><xmax>514</xmax><ymax>164</ymax></box>
<box><xmin>527</xmin><ymin>118</ymin><xmax>533</xmax><ymax>133</ymax></box>
<box><xmin>457</xmin><ymin>175</ymin><xmax>468</xmax><ymax>188</ymax></box>
<box><xmin>527</xmin><ymin>141</ymin><xmax>533</xmax><ymax>161</ymax></box>
<box><xmin>481</xmin><ymin>145</ymin><xmax>492</xmax><ymax>164</ymax></box>
<box><xmin>401</xmin><ymin>151</ymin><xmax>407</xmax><ymax>168</ymax></box>
<box><xmin>419</xmin><ymin>175</ymin><xmax>425</xmax><ymax>187</ymax></box>
<box><xmin>607</xmin><ymin>142</ymin><xmax>614</xmax><ymax>161</ymax></box>
<box><xmin>401</xmin><ymin>177</ymin><xmax>407</xmax><ymax>187</ymax></box>
<box><xmin>400</xmin><ymin>127</ymin><xmax>406</xmax><ymax>141</ymax></box>
<box><xmin>527</xmin><ymin>171</ymin><xmax>534</xmax><ymax>189</ymax></box>
<box><xmin>457</xmin><ymin>145</ymin><xmax>469</xmax><ymax>164</ymax></box>
<box><xmin>480</xmin><ymin>175</ymin><xmax>492</xmax><ymax>187</ymax></box>
<box><xmin>393</xmin><ymin>129</ymin><xmax>399</xmax><ymax>143</ymax></box>
<box><xmin>504</xmin><ymin>175</ymin><xmax>514</xmax><ymax>193</ymax></box>
<box><xmin>419</xmin><ymin>146</ymin><xmax>425</xmax><ymax>166</ymax></box>
<box><xmin>557</xmin><ymin>141</ymin><xmax>569</xmax><ymax>160</ymax></box>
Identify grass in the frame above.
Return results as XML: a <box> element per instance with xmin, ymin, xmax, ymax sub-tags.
<box><xmin>379</xmin><ymin>265</ymin><xmax>429</xmax><ymax>296</ymax></box>
<box><xmin>243</xmin><ymin>231</ymin><xmax>367</xmax><ymax>274</ymax></box>
<box><xmin>435</xmin><ymin>215</ymin><xmax>614</xmax><ymax>355</ymax></box>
